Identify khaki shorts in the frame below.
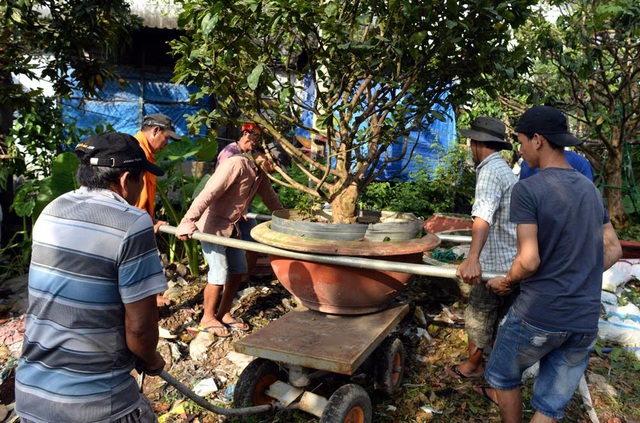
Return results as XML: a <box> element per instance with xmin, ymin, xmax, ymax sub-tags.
<box><xmin>464</xmin><ymin>283</ymin><xmax>519</xmax><ymax>350</ymax></box>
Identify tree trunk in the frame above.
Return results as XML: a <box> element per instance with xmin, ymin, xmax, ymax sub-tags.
<box><xmin>602</xmin><ymin>147</ymin><xmax>628</xmax><ymax>229</ymax></box>
<box><xmin>329</xmin><ymin>183</ymin><xmax>359</xmax><ymax>224</ymax></box>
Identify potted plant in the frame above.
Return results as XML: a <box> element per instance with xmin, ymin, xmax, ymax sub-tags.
<box><xmin>170</xmin><ymin>0</ymin><xmax>535</xmax><ymax>312</ymax></box>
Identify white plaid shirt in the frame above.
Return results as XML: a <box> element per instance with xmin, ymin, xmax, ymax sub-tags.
<box><xmin>472</xmin><ymin>152</ymin><xmax>518</xmax><ymax>272</ymax></box>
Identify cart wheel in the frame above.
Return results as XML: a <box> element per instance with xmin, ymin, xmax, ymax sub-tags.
<box><xmin>374</xmin><ymin>336</ymin><xmax>405</xmax><ymax>395</ymax></box>
<box><xmin>233</xmin><ymin>358</ymin><xmax>283</xmax><ymax>407</ymax></box>
<box><xmin>319</xmin><ymin>384</ymin><xmax>372</xmax><ymax>423</ymax></box>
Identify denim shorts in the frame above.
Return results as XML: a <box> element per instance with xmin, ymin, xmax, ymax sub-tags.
<box><xmin>484</xmin><ymin>309</ymin><xmax>597</xmax><ymax>420</ymax></box>
<box><xmin>201</xmin><ymin>241</ymin><xmax>248</xmax><ymax>285</ymax></box>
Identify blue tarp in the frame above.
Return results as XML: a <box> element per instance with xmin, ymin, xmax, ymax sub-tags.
<box><xmin>375</xmin><ymin>106</ymin><xmax>457</xmax><ymax>182</ymax></box>
<box><xmin>62</xmin><ymin>68</ymin><xmax>209</xmax><ymax>138</ymax></box>
<box><xmin>62</xmin><ymin>68</ymin><xmax>457</xmax><ymax>183</ymax></box>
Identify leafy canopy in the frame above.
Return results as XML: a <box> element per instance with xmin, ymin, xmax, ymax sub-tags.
<box><xmin>172</xmin><ymin>0</ymin><xmax>536</xmax><ymax>221</ymax></box>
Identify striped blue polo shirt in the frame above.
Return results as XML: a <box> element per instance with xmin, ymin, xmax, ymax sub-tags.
<box><xmin>15</xmin><ymin>187</ymin><xmax>167</xmax><ymax>423</ymax></box>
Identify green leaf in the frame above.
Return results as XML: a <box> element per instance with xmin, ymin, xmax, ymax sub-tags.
<box><xmin>610</xmin><ymin>348</ymin><xmax>623</xmax><ymax>362</ymax></box>
<box><xmin>409</xmin><ymin>31</ymin><xmax>427</xmax><ymax>46</ymax></box>
<box><xmin>247</xmin><ymin>63</ymin><xmax>264</xmax><ymax>90</ymax></box>
<box><xmin>11</xmin><ymin>8</ymin><xmax>22</xmax><ymax>23</ymax></box>
<box><xmin>325</xmin><ymin>3</ymin><xmax>338</xmax><ymax>17</ymax></box>
<box><xmin>201</xmin><ymin>13</ymin><xmax>215</xmax><ymax>36</ymax></box>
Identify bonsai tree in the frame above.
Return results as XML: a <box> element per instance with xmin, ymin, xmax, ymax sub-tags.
<box><xmin>172</xmin><ymin>0</ymin><xmax>536</xmax><ymax>223</ymax></box>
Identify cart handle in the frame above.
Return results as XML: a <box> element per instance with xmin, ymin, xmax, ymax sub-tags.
<box><xmin>158</xmin><ymin>224</ymin><xmax>504</xmax><ymax>281</ymax></box>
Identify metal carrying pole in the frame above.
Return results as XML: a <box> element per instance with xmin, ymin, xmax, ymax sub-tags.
<box><xmin>158</xmin><ymin>225</ymin><xmax>503</xmax><ymax>281</ymax></box>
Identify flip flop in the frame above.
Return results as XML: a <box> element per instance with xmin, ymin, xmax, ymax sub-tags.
<box><xmin>473</xmin><ymin>385</ymin><xmax>498</xmax><ymax>407</ymax></box>
<box><xmin>224</xmin><ymin>319</ymin><xmax>250</xmax><ymax>332</ymax></box>
<box><xmin>445</xmin><ymin>364</ymin><xmax>482</xmax><ymax>380</ymax></box>
<box><xmin>187</xmin><ymin>324</ymin><xmax>231</xmax><ymax>338</ymax></box>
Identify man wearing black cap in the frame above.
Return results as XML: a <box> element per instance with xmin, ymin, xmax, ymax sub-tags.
<box><xmin>134</xmin><ymin>113</ymin><xmax>181</xmax><ymax>233</ymax></box>
<box><xmin>445</xmin><ymin>116</ymin><xmax>518</xmax><ymax>381</ymax></box>
<box><xmin>15</xmin><ymin>132</ymin><xmax>168</xmax><ymax>423</ymax></box>
<box><xmin>480</xmin><ymin>106</ymin><xmax>622</xmax><ymax>422</ymax></box>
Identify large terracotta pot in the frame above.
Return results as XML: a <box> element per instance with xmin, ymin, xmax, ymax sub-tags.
<box><xmin>621</xmin><ymin>240</ymin><xmax>640</xmax><ymax>259</ymax></box>
<box><xmin>251</xmin><ymin>211</ymin><xmax>440</xmax><ymax>315</ymax></box>
<box><xmin>423</xmin><ymin>213</ymin><xmax>473</xmax><ymax>233</ymax></box>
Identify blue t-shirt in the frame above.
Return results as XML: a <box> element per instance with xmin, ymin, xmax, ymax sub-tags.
<box><xmin>510</xmin><ymin>168</ymin><xmax>608</xmax><ymax>332</ymax></box>
<box><xmin>520</xmin><ymin>150</ymin><xmax>594</xmax><ymax>181</ymax></box>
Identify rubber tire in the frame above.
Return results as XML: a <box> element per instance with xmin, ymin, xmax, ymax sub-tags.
<box><xmin>319</xmin><ymin>384</ymin><xmax>372</xmax><ymax>423</ymax></box>
<box><xmin>374</xmin><ymin>336</ymin><xmax>405</xmax><ymax>395</ymax></box>
<box><xmin>233</xmin><ymin>358</ymin><xmax>283</xmax><ymax>408</ymax></box>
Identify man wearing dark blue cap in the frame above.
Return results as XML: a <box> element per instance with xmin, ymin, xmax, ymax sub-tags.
<box><xmin>479</xmin><ymin>106</ymin><xmax>622</xmax><ymax>422</ymax></box>
<box><xmin>15</xmin><ymin>132</ymin><xmax>168</xmax><ymax>423</ymax></box>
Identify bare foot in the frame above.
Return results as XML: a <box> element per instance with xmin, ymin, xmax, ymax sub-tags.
<box><xmin>156</xmin><ymin>294</ymin><xmax>171</xmax><ymax>307</ymax></box>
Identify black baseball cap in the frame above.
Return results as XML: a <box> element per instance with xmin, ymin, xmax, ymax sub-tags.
<box><xmin>75</xmin><ymin>132</ymin><xmax>165</xmax><ymax>176</ymax></box>
<box><xmin>143</xmin><ymin>114</ymin><xmax>181</xmax><ymax>140</ymax></box>
<box><xmin>515</xmin><ymin>106</ymin><xmax>582</xmax><ymax>147</ymax></box>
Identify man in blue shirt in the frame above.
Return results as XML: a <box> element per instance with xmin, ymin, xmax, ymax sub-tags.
<box><xmin>519</xmin><ymin>149</ymin><xmax>593</xmax><ymax>181</ymax></box>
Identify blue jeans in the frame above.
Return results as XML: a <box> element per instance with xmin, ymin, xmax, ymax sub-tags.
<box><xmin>201</xmin><ymin>241</ymin><xmax>248</xmax><ymax>285</ymax></box>
<box><xmin>485</xmin><ymin>309</ymin><xmax>597</xmax><ymax>420</ymax></box>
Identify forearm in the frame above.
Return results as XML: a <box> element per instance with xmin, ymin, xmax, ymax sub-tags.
<box><xmin>467</xmin><ymin>217</ymin><xmax>490</xmax><ymax>259</ymax></box>
<box><xmin>505</xmin><ymin>255</ymin><xmax>538</xmax><ymax>286</ymax></box>
<box><xmin>603</xmin><ymin>223</ymin><xmax>623</xmax><ymax>271</ymax></box>
<box><xmin>125</xmin><ymin>297</ymin><xmax>161</xmax><ymax>364</ymax></box>
<box><xmin>487</xmin><ymin>224</ymin><xmax>539</xmax><ymax>295</ymax></box>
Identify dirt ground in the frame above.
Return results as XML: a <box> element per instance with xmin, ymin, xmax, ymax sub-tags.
<box><xmin>1</xmin><ymin>256</ymin><xmax>638</xmax><ymax>423</ymax></box>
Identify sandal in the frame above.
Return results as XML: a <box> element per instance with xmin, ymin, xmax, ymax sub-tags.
<box><xmin>445</xmin><ymin>364</ymin><xmax>482</xmax><ymax>379</ymax></box>
<box><xmin>224</xmin><ymin>319</ymin><xmax>250</xmax><ymax>332</ymax></box>
<box><xmin>473</xmin><ymin>385</ymin><xmax>499</xmax><ymax>407</ymax></box>
<box><xmin>187</xmin><ymin>324</ymin><xmax>231</xmax><ymax>338</ymax></box>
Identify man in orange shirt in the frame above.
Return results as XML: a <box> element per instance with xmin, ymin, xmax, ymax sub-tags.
<box><xmin>134</xmin><ymin>114</ymin><xmax>181</xmax><ymax>233</ymax></box>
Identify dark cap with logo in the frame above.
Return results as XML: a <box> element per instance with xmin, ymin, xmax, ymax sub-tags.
<box><xmin>143</xmin><ymin>114</ymin><xmax>181</xmax><ymax>140</ymax></box>
<box><xmin>459</xmin><ymin>116</ymin><xmax>512</xmax><ymax>151</ymax></box>
<box><xmin>75</xmin><ymin>132</ymin><xmax>165</xmax><ymax>176</ymax></box>
<box><xmin>515</xmin><ymin>106</ymin><xmax>582</xmax><ymax>147</ymax></box>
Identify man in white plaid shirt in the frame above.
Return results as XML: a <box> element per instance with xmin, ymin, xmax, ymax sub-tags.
<box><xmin>445</xmin><ymin>116</ymin><xmax>518</xmax><ymax>381</ymax></box>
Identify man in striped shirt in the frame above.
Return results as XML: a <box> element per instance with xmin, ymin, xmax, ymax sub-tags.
<box><xmin>445</xmin><ymin>117</ymin><xmax>518</xmax><ymax>381</ymax></box>
<box><xmin>15</xmin><ymin>132</ymin><xmax>168</xmax><ymax>423</ymax></box>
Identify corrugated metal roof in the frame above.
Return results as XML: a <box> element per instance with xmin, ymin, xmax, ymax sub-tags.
<box><xmin>128</xmin><ymin>0</ymin><xmax>181</xmax><ymax>30</ymax></box>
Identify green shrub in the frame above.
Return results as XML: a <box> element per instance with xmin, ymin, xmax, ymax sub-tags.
<box><xmin>359</xmin><ymin>144</ymin><xmax>475</xmax><ymax>218</ymax></box>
